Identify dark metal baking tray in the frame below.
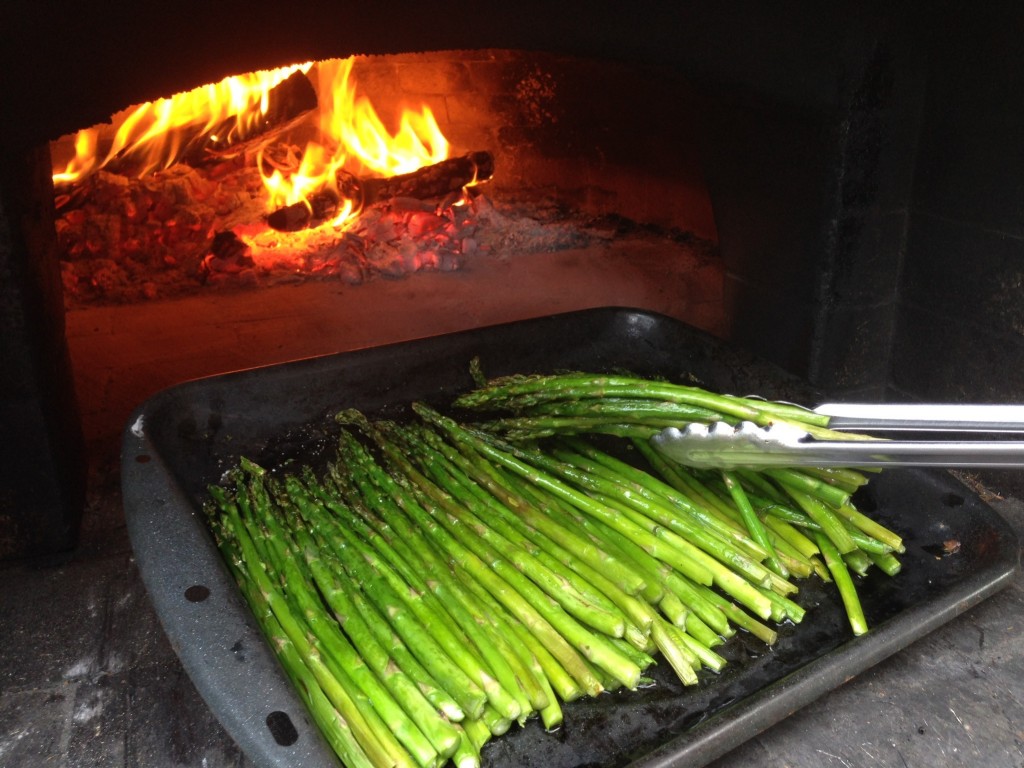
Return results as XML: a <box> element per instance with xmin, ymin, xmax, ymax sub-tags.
<box><xmin>122</xmin><ymin>306</ymin><xmax>1020</xmax><ymax>768</ymax></box>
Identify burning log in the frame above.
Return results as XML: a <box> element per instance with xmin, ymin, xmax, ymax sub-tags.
<box><xmin>360</xmin><ymin>151</ymin><xmax>495</xmax><ymax>203</ymax></box>
<box><xmin>103</xmin><ymin>69</ymin><xmax>319</xmax><ymax>177</ymax></box>
<box><xmin>265</xmin><ymin>192</ymin><xmax>342</xmax><ymax>232</ymax></box>
<box><xmin>181</xmin><ymin>69</ymin><xmax>319</xmax><ymax>168</ymax></box>
<box><xmin>266</xmin><ymin>151</ymin><xmax>495</xmax><ymax>232</ymax></box>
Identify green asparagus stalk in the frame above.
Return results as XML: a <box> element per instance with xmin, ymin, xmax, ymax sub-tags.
<box><xmin>262</xmin><ymin>523</ymin><xmax>441</xmax><ymax>768</ymax></box>
<box><xmin>488</xmin><ymin>435</ymin><xmax>785</xmax><ymax>603</ymax></box>
<box><xmin>427</xmin><ymin>432</ymin><xmax>724</xmax><ymax>673</ymax></box>
<box><xmin>238</xmin><ymin>572</ymin><xmax>379</xmax><ymax>768</ymax></box>
<box><xmin>586</xmin><ymin>488</ymin><xmax>776</xmax><ymax>619</ymax></box>
<box><xmin>532</xmin><ymin>489</ymin><xmax>733</xmax><ymax>637</ymax></box>
<box><xmin>460</xmin><ymin>572</ymin><xmax>582</xmax><ymax>706</ymax></box>
<box><xmin>635</xmin><ymin>449</ymin><xmax>816</xmax><ymax>580</ymax></box>
<box><xmin>452</xmin><ymin>373</ymin><xmax>830</xmax><ymax>432</ymax></box>
<box><xmin>313</xmin><ymin>466</ymin><xmax>549</xmax><ymax>723</ymax></box>
<box><xmin>836</xmin><ymin>503</ymin><xmax>905</xmax><ymax>553</ymax></box>
<box><xmin>337</xmin><ymin>427</ymin><xmax>610</xmax><ymax>697</ymax></box>
<box><xmin>510</xmin><ymin>441</ymin><xmax>776</xmax><ymax>585</ymax></box>
<box><xmin>449</xmin><ymin>726</ymin><xmax>480</xmax><ymax>768</ymax></box>
<box><xmin>778</xmin><ymin>484</ymin><xmax>858</xmax><ymax>555</ymax></box>
<box><xmin>479</xmin><ymin>415</ymin><xmax>681</xmax><ymax>441</ymax></box>
<box><xmin>219</xmin><ymin>491</ymin><xmax>411</xmax><ymax>767</ymax></box>
<box><xmin>363</xmin><ymin>424</ymin><xmax>645</xmax><ymax>691</ymax></box>
<box><xmin>210</xmin><ymin>506</ymin><xmax>378</xmax><ymax>768</ymax></box>
<box><xmin>291</xmin><ymin>474</ymin><xmax>492</xmax><ymax>723</ymax></box>
<box><xmin>867</xmin><ymin>549</ymin><xmax>903</xmax><ymax>577</ymax></box>
<box><xmin>798</xmin><ymin>466</ymin><xmax>872</xmax><ymax>495</ymax></box>
<box><xmin>560</xmin><ymin>438</ymin><xmax>768</xmax><ymax>557</ymax></box>
<box><xmin>316</xmin><ymin>470</ymin><xmax>529</xmax><ymax>726</ymax></box>
<box><xmin>499</xmin><ymin>396</ymin><xmax>725</xmax><ymax>422</ymax></box>
<box><xmin>293</xmin><ymin>477</ymin><xmax>467</xmax><ymax>722</ymax></box>
<box><xmin>240</xmin><ymin>465</ymin><xmax>455</xmax><ymax>768</ymax></box>
<box><xmin>722</xmin><ymin>470</ymin><xmax>789</xmax><ymax>579</ymax></box>
<box><xmin>842</xmin><ymin>548</ymin><xmax>874</xmax><ymax>577</ymax></box>
<box><xmin>734</xmin><ymin>483</ymin><xmax>893</xmax><ymax>556</ymax></box>
<box><xmin>322</xmin><ymin>471</ymin><xmax>557</xmax><ymax>720</ymax></box>
<box><xmin>815</xmin><ymin>532</ymin><xmax>869</xmax><ymax>636</ymax></box>
<box><xmin>381</xmin><ymin>430</ymin><xmax>630</xmax><ymax>641</ymax></box>
<box><xmin>674</xmin><ymin>626</ymin><xmax>727</xmax><ymax>673</ymax></box>
<box><xmin>494</xmin><ymin>465</ymin><xmax>661</xmax><ymax>601</ymax></box>
<box><xmin>408</xmin><ymin>424</ymin><xmax>654</xmax><ymax>629</ymax></box>
<box><xmin>695</xmin><ymin>587</ymin><xmax>779</xmax><ymax>646</ymax></box>
<box><xmin>399</xmin><ymin>425</ymin><xmax>658</xmax><ymax>653</ymax></box>
<box><xmin>649</xmin><ymin>618</ymin><xmax>699</xmax><ymax>685</ymax></box>
<box><xmin>766</xmin><ymin>468</ymin><xmax>852</xmax><ymax>510</ymax></box>
<box><xmin>331</xmin><ymin>557</ymin><xmax>468</xmax><ymax>723</ymax></box>
<box><xmin>461</xmin><ymin>716</ymin><xmax>493</xmax><ymax>751</ymax></box>
<box><xmin>283</xmin><ymin>503</ymin><xmax>463</xmax><ymax>758</ymax></box>
<box><xmin>416</xmin><ymin>404</ymin><xmax>724</xmax><ymax>586</ymax></box>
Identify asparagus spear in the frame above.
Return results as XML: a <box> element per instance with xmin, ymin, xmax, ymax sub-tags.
<box><xmin>452</xmin><ymin>372</ymin><xmax>830</xmax><ymax>431</ymax></box>
<box><xmin>216</xmin><ymin>488</ymin><xmax>411</xmax><ymax>767</ymax></box>
<box><xmin>336</xmin><ymin>427</ymin><xmax>608</xmax><ymax>697</ymax></box>
<box><xmin>279</xmin><ymin>492</ymin><xmax>463</xmax><ymax>758</ymax></box>
<box><xmin>816</xmin><ymin>532</ymin><xmax>869</xmax><ymax>636</ymax></box>
<box><xmin>347</xmin><ymin>422</ymin><xmax>645</xmax><ymax>692</ymax></box>
<box><xmin>382</xmin><ymin>424</ymin><xmax>630</xmax><ymax>640</ymax></box>
<box><xmin>722</xmin><ymin>470</ymin><xmax>788</xmax><ymax>579</ymax></box>
<box><xmin>310</xmin><ymin>465</ymin><xmax>546</xmax><ymax>723</ymax></box>
<box><xmin>413</xmin><ymin>404</ymin><xmax>718</xmax><ymax>588</ymax></box>
<box><xmin>401</xmin><ymin>423</ymin><xmax>647</xmax><ymax>628</ymax></box>
<box><xmin>292</xmin><ymin>470</ymin><xmax>492</xmax><ymax>723</ymax></box>
<box><xmin>209</xmin><ymin>502</ymin><xmax>378</xmax><ymax>768</ymax></box>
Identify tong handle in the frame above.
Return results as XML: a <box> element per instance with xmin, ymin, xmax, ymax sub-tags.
<box><xmin>717</xmin><ymin>438</ymin><xmax>1024</xmax><ymax>468</ymax></box>
<box><xmin>651</xmin><ymin>419</ymin><xmax>1024</xmax><ymax>469</ymax></box>
<box><xmin>815</xmin><ymin>403</ymin><xmax>1024</xmax><ymax>433</ymax></box>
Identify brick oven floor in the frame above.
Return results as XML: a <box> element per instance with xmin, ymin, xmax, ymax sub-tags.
<box><xmin>64</xmin><ymin>241</ymin><xmax>726</xmax><ymax>454</ymax></box>
<box><xmin>2</xmin><ymin>245</ymin><xmax>1023</xmax><ymax>767</ymax></box>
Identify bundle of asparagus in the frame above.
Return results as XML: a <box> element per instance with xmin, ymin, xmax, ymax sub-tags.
<box><xmin>206</xmin><ymin>370</ymin><xmax>904</xmax><ymax>768</ymax></box>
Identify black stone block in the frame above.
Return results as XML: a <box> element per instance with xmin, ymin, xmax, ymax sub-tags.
<box><xmin>903</xmin><ymin>212</ymin><xmax>1024</xmax><ymax>338</ymax></box>
<box><xmin>891</xmin><ymin>303</ymin><xmax>1024</xmax><ymax>402</ymax></box>
<box><xmin>0</xmin><ymin>144</ymin><xmax>85</xmax><ymax>559</ymax></box>
<box><xmin>810</xmin><ymin>301</ymin><xmax>896</xmax><ymax>396</ymax></box>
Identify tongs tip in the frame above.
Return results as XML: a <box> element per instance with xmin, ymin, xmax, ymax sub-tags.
<box><xmin>652</xmin><ymin>420</ymin><xmax>811</xmax><ymax>469</ymax></box>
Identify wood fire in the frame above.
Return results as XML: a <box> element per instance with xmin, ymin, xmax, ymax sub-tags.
<box><xmin>50</xmin><ymin>56</ymin><xmax>608</xmax><ymax>306</ymax></box>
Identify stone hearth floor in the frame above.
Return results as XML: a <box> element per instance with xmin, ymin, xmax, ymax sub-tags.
<box><xmin>2</xmin><ymin>245</ymin><xmax>1023</xmax><ymax>767</ymax></box>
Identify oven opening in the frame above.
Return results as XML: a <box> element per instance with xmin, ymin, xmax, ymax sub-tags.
<box><xmin>51</xmin><ymin>53</ymin><xmax>719</xmax><ymax>304</ymax></box>
<box><xmin>49</xmin><ymin>50</ymin><xmax>724</xmax><ymax>311</ymax></box>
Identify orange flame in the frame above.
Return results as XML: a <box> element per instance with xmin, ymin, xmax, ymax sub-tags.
<box><xmin>323</xmin><ymin>57</ymin><xmax>448</xmax><ymax>177</ymax></box>
<box><xmin>52</xmin><ymin>63</ymin><xmax>312</xmax><ymax>185</ymax></box>
<box><xmin>52</xmin><ymin>130</ymin><xmax>100</xmax><ymax>185</ymax></box>
<box><xmin>258</xmin><ymin>57</ymin><xmax>449</xmax><ymax>229</ymax></box>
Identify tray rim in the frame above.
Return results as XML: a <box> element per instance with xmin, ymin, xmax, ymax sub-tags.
<box><xmin>121</xmin><ymin>306</ymin><xmax>1021</xmax><ymax>768</ymax></box>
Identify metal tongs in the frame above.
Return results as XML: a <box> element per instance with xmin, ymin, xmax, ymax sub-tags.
<box><xmin>651</xmin><ymin>403</ymin><xmax>1024</xmax><ymax>469</ymax></box>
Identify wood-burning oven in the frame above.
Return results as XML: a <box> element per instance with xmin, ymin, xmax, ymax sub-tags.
<box><xmin>3</xmin><ymin>0</ymin><xmax>1024</xmax><ymax>561</ymax></box>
